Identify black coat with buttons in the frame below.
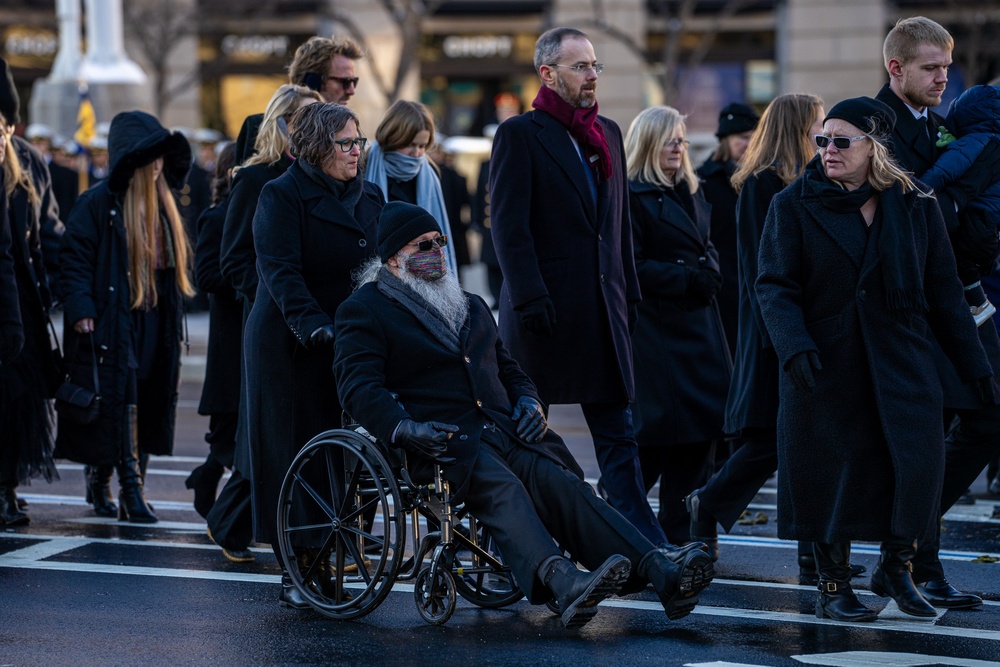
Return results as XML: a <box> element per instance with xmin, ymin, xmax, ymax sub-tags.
<box><xmin>56</xmin><ymin>182</ymin><xmax>183</xmax><ymax>464</ymax></box>
<box><xmin>334</xmin><ymin>282</ymin><xmax>584</xmax><ymax>503</ymax></box>
<box><xmin>628</xmin><ymin>179</ymin><xmax>731</xmax><ymax>446</ymax></box>
<box><xmin>243</xmin><ymin>161</ymin><xmax>383</xmax><ymax>544</ymax></box>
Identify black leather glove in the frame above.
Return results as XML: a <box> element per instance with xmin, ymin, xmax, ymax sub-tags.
<box><xmin>786</xmin><ymin>351</ymin><xmax>822</xmax><ymax>392</ymax></box>
<box><xmin>517</xmin><ymin>295</ymin><xmax>556</xmax><ymax>336</ymax></box>
<box><xmin>687</xmin><ymin>269</ymin><xmax>723</xmax><ymax>305</ymax></box>
<box><xmin>307</xmin><ymin>324</ymin><xmax>335</xmax><ymax>349</ymax></box>
<box><xmin>393</xmin><ymin>419</ymin><xmax>458</xmax><ymax>464</ymax></box>
<box><xmin>511</xmin><ymin>395</ymin><xmax>548</xmax><ymax>443</ymax></box>
<box><xmin>952</xmin><ymin>208</ymin><xmax>1000</xmax><ymax>275</ymax></box>
<box><xmin>976</xmin><ymin>377</ymin><xmax>998</xmax><ymax>406</ymax></box>
<box><xmin>946</xmin><ymin>139</ymin><xmax>1000</xmax><ymax>211</ymax></box>
<box><xmin>627</xmin><ymin>302</ymin><xmax>638</xmax><ymax>336</ymax></box>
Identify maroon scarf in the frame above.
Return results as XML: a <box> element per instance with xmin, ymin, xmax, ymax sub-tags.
<box><xmin>532</xmin><ymin>85</ymin><xmax>613</xmax><ymax>181</ymax></box>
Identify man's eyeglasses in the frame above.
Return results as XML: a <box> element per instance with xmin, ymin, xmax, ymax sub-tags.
<box><xmin>333</xmin><ymin>138</ymin><xmax>368</xmax><ymax>153</ymax></box>
<box><xmin>408</xmin><ymin>235</ymin><xmax>449</xmax><ymax>252</ymax></box>
<box><xmin>815</xmin><ymin>135</ymin><xmax>867</xmax><ymax>150</ymax></box>
<box><xmin>663</xmin><ymin>139</ymin><xmax>690</xmax><ymax>149</ymax></box>
<box><xmin>548</xmin><ymin>63</ymin><xmax>605</xmax><ymax>75</ymax></box>
<box><xmin>328</xmin><ymin>76</ymin><xmax>359</xmax><ymax>89</ymax></box>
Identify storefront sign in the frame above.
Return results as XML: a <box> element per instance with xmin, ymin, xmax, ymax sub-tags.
<box><xmin>220</xmin><ymin>34</ymin><xmax>289</xmax><ymax>60</ymax></box>
<box><xmin>442</xmin><ymin>35</ymin><xmax>512</xmax><ymax>59</ymax></box>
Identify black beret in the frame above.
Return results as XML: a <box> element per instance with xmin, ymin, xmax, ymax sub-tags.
<box><xmin>0</xmin><ymin>57</ymin><xmax>20</xmax><ymax>125</ymax></box>
<box><xmin>824</xmin><ymin>96</ymin><xmax>896</xmax><ymax>138</ymax></box>
<box><xmin>716</xmin><ymin>102</ymin><xmax>758</xmax><ymax>138</ymax></box>
<box><xmin>377</xmin><ymin>201</ymin><xmax>442</xmax><ymax>260</ymax></box>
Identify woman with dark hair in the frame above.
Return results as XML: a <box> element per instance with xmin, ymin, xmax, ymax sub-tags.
<box><xmin>244</xmin><ymin>102</ymin><xmax>384</xmax><ymax>607</ymax></box>
<box><xmin>623</xmin><ymin>106</ymin><xmax>731</xmax><ymax>545</ymax></box>
<box><xmin>59</xmin><ymin>110</ymin><xmax>195</xmax><ymax>524</ymax></box>
<box><xmin>186</xmin><ymin>142</ymin><xmax>240</xmax><ymax>523</ymax></box>
<box><xmin>0</xmin><ymin>114</ymin><xmax>61</xmax><ymax>526</ymax></box>
<box><xmin>366</xmin><ymin>99</ymin><xmax>457</xmax><ymax>274</ymax></box>
<box><xmin>757</xmin><ymin>97</ymin><xmax>993</xmax><ymax>621</ymax></box>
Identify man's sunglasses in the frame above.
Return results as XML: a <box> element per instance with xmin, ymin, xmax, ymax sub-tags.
<box><xmin>329</xmin><ymin>76</ymin><xmax>359</xmax><ymax>89</ymax></box>
<box><xmin>815</xmin><ymin>134</ymin><xmax>867</xmax><ymax>149</ymax></box>
<box><xmin>409</xmin><ymin>235</ymin><xmax>449</xmax><ymax>252</ymax></box>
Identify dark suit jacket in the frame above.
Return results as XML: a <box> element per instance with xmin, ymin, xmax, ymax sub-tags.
<box><xmin>334</xmin><ymin>283</ymin><xmax>584</xmax><ymax>501</ymax></box>
<box><xmin>488</xmin><ymin>109</ymin><xmax>639</xmax><ymax>404</ymax></box>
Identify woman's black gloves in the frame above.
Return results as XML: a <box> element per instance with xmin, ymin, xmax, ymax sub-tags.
<box><xmin>308</xmin><ymin>324</ymin><xmax>335</xmax><ymax>348</ymax></box>
<box><xmin>687</xmin><ymin>269</ymin><xmax>723</xmax><ymax>305</ymax></box>
<box><xmin>786</xmin><ymin>351</ymin><xmax>822</xmax><ymax>392</ymax></box>
<box><xmin>511</xmin><ymin>395</ymin><xmax>548</xmax><ymax>443</ymax></box>
<box><xmin>393</xmin><ymin>418</ymin><xmax>458</xmax><ymax>464</ymax></box>
<box><xmin>976</xmin><ymin>377</ymin><xmax>998</xmax><ymax>406</ymax></box>
<box><xmin>517</xmin><ymin>295</ymin><xmax>557</xmax><ymax>336</ymax></box>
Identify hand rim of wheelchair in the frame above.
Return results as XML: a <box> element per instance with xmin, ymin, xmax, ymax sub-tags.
<box><xmin>276</xmin><ymin>428</ymin><xmax>404</xmax><ymax>620</ymax></box>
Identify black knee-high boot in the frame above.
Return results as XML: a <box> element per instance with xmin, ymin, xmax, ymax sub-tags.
<box><xmin>814</xmin><ymin>542</ymin><xmax>877</xmax><ymax>622</ymax></box>
<box><xmin>871</xmin><ymin>537</ymin><xmax>936</xmax><ymax>617</ymax></box>
<box><xmin>86</xmin><ymin>465</ymin><xmax>117</xmax><ymax>517</ymax></box>
<box><xmin>117</xmin><ymin>405</ymin><xmax>157</xmax><ymax>523</ymax></box>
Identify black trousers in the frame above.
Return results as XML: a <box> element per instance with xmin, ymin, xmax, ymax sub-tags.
<box><xmin>460</xmin><ymin>427</ymin><xmax>654</xmax><ymax>603</ymax></box>
<box><xmin>913</xmin><ymin>402</ymin><xmax>1000</xmax><ymax>582</ymax></box>
<box><xmin>694</xmin><ymin>430</ymin><xmax>778</xmax><ymax>532</ymax></box>
<box><xmin>206</xmin><ymin>469</ymin><xmax>252</xmax><ymax>550</ymax></box>
<box><xmin>639</xmin><ymin>441</ymin><xmax>716</xmax><ymax>545</ymax></box>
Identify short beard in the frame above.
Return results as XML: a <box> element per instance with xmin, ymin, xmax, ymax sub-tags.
<box><xmin>554</xmin><ymin>73</ymin><xmax>595</xmax><ymax>109</ymax></box>
<box><xmin>902</xmin><ymin>80</ymin><xmax>942</xmax><ymax>110</ymax></box>
<box><xmin>398</xmin><ymin>261</ymin><xmax>469</xmax><ymax>333</ymax></box>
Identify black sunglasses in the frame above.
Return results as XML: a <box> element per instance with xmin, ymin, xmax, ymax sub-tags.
<box><xmin>409</xmin><ymin>235</ymin><xmax>448</xmax><ymax>252</ymax></box>
<box><xmin>328</xmin><ymin>76</ymin><xmax>359</xmax><ymax>89</ymax></box>
<box><xmin>815</xmin><ymin>134</ymin><xmax>867</xmax><ymax>149</ymax></box>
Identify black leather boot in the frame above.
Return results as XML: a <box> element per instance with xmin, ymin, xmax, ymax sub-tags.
<box><xmin>813</xmin><ymin>542</ymin><xmax>876</xmax><ymax>622</ymax></box>
<box><xmin>540</xmin><ymin>554</ymin><xmax>631</xmax><ymax>629</ymax></box>
<box><xmin>279</xmin><ymin>570</ymin><xmax>311</xmax><ymax>610</ymax></box>
<box><xmin>0</xmin><ymin>485</ymin><xmax>29</xmax><ymax>526</ymax></box>
<box><xmin>185</xmin><ymin>457</ymin><xmax>224</xmax><ymax>519</ymax></box>
<box><xmin>639</xmin><ymin>547</ymin><xmax>714</xmax><ymax>620</ymax></box>
<box><xmin>87</xmin><ymin>465</ymin><xmax>117</xmax><ymax>517</ymax></box>
<box><xmin>870</xmin><ymin>538</ymin><xmax>937</xmax><ymax>617</ymax></box>
<box><xmin>117</xmin><ymin>405</ymin><xmax>158</xmax><ymax>523</ymax></box>
<box><xmin>685</xmin><ymin>491</ymin><xmax>719</xmax><ymax>561</ymax></box>
<box><xmin>799</xmin><ymin>540</ymin><xmax>866</xmax><ymax>584</ymax></box>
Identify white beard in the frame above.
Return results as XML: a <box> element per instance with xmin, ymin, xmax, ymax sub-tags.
<box><xmin>398</xmin><ymin>260</ymin><xmax>469</xmax><ymax>334</ymax></box>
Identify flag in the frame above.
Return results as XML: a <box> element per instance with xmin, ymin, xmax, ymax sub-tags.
<box><xmin>74</xmin><ymin>86</ymin><xmax>96</xmax><ymax>148</ymax></box>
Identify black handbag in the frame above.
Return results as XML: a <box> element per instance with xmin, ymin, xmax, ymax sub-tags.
<box><xmin>55</xmin><ymin>332</ymin><xmax>102</xmax><ymax>425</ymax></box>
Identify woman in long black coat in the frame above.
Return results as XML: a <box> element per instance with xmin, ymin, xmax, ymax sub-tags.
<box><xmin>58</xmin><ymin>111</ymin><xmax>195</xmax><ymax>524</ymax></box>
<box><xmin>756</xmin><ymin>97</ymin><xmax>994</xmax><ymax>622</ymax></box>
<box><xmin>243</xmin><ymin>103</ymin><xmax>383</xmax><ymax>606</ymax></box>
<box><xmin>623</xmin><ymin>106</ymin><xmax>732</xmax><ymax>545</ymax></box>
<box><xmin>0</xmin><ymin>118</ymin><xmax>61</xmax><ymax>526</ymax></box>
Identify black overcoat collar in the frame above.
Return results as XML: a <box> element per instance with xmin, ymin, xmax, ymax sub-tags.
<box><xmin>876</xmin><ymin>83</ymin><xmax>937</xmax><ymax>166</ymax></box>
<box><xmin>630</xmin><ymin>179</ymin><xmax>710</xmax><ymax>249</ymax></box>
<box><xmin>287</xmin><ymin>161</ymin><xmax>377</xmax><ymax>235</ymax></box>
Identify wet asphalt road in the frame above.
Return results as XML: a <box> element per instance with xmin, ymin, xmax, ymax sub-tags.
<box><xmin>2</xmin><ymin>312</ymin><xmax>999</xmax><ymax>666</ymax></box>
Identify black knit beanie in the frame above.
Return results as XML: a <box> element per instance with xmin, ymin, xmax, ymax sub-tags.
<box><xmin>716</xmin><ymin>103</ymin><xmax>758</xmax><ymax>138</ymax></box>
<box><xmin>377</xmin><ymin>201</ymin><xmax>442</xmax><ymax>260</ymax></box>
<box><xmin>0</xmin><ymin>57</ymin><xmax>20</xmax><ymax>125</ymax></box>
<box><xmin>824</xmin><ymin>96</ymin><xmax>896</xmax><ymax>138</ymax></box>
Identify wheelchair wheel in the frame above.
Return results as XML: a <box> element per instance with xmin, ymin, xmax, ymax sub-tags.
<box><xmin>452</xmin><ymin>516</ymin><xmax>524</xmax><ymax>608</ymax></box>
<box><xmin>414</xmin><ymin>565</ymin><xmax>457</xmax><ymax>625</ymax></box>
<box><xmin>277</xmin><ymin>428</ymin><xmax>404</xmax><ymax>621</ymax></box>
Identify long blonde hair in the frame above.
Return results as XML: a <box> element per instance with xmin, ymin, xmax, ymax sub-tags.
<box><xmin>1</xmin><ymin>121</ymin><xmax>40</xmax><ymax>209</ymax></box>
<box><xmin>242</xmin><ymin>84</ymin><xmax>321</xmax><ymax>169</ymax></box>
<box><xmin>122</xmin><ymin>161</ymin><xmax>194</xmax><ymax>308</ymax></box>
<box><xmin>625</xmin><ymin>106</ymin><xmax>699</xmax><ymax>194</ymax></box>
<box><xmin>731</xmin><ymin>93</ymin><xmax>823</xmax><ymax>192</ymax></box>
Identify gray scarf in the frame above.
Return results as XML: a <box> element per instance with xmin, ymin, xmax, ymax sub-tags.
<box><xmin>377</xmin><ymin>267</ymin><xmax>461</xmax><ymax>353</ymax></box>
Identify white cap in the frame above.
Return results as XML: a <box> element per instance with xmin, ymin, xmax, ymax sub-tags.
<box><xmin>88</xmin><ymin>135</ymin><xmax>108</xmax><ymax>151</ymax></box>
<box><xmin>26</xmin><ymin>123</ymin><xmax>54</xmax><ymax>140</ymax></box>
<box><xmin>171</xmin><ymin>126</ymin><xmax>195</xmax><ymax>141</ymax></box>
<box><xmin>195</xmin><ymin>128</ymin><xmax>224</xmax><ymax>144</ymax></box>
<box><xmin>95</xmin><ymin>122</ymin><xmax>111</xmax><ymax>138</ymax></box>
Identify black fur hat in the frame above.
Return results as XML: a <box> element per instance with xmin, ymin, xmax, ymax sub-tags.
<box><xmin>0</xmin><ymin>57</ymin><xmax>20</xmax><ymax>125</ymax></box>
<box><xmin>107</xmin><ymin>110</ymin><xmax>192</xmax><ymax>193</ymax></box>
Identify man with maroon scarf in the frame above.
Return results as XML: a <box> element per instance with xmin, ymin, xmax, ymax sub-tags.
<box><xmin>488</xmin><ymin>28</ymin><xmax>669</xmax><ymax>549</ymax></box>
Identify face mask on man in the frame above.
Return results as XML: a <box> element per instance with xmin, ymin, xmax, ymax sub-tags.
<box><xmin>404</xmin><ymin>245</ymin><xmax>447</xmax><ymax>281</ymax></box>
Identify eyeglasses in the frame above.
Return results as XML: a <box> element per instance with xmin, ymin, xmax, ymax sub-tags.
<box><xmin>333</xmin><ymin>137</ymin><xmax>368</xmax><ymax>153</ymax></box>
<box><xmin>408</xmin><ymin>235</ymin><xmax>449</xmax><ymax>252</ymax></box>
<box><xmin>548</xmin><ymin>63</ymin><xmax>605</xmax><ymax>75</ymax></box>
<box><xmin>663</xmin><ymin>139</ymin><xmax>690</xmax><ymax>149</ymax></box>
<box><xmin>815</xmin><ymin>134</ymin><xmax>868</xmax><ymax>149</ymax></box>
<box><xmin>328</xmin><ymin>76</ymin><xmax>359</xmax><ymax>89</ymax></box>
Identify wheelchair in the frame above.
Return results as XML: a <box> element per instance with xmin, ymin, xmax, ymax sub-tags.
<box><xmin>275</xmin><ymin>425</ymin><xmax>524</xmax><ymax>625</ymax></box>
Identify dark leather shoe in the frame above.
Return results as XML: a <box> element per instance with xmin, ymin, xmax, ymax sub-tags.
<box><xmin>915</xmin><ymin>579</ymin><xmax>982</xmax><ymax>609</ymax></box>
<box><xmin>0</xmin><ymin>486</ymin><xmax>29</xmax><ymax>526</ymax></box>
<box><xmin>871</xmin><ymin>565</ymin><xmax>937</xmax><ymax>617</ymax></box>
<box><xmin>279</xmin><ymin>573</ymin><xmax>311</xmax><ymax>610</ymax></box>
<box><xmin>685</xmin><ymin>492</ymin><xmax>719</xmax><ymax>561</ymax></box>
<box><xmin>815</xmin><ymin>581</ymin><xmax>877</xmax><ymax>622</ymax></box>
<box><xmin>542</xmin><ymin>555</ymin><xmax>631</xmax><ymax>629</ymax></box>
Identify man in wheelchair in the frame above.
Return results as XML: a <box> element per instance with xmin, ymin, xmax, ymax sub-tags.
<box><xmin>332</xmin><ymin>202</ymin><xmax>715</xmax><ymax>629</ymax></box>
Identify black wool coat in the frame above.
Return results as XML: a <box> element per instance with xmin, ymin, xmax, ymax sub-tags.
<box><xmin>697</xmin><ymin>158</ymin><xmax>740</xmax><ymax>356</ymax></box>
<box><xmin>334</xmin><ymin>283</ymin><xmax>585</xmax><ymax>503</ymax></box>
<box><xmin>57</xmin><ymin>184</ymin><xmax>183</xmax><ymax>464</ymax></box>
<box><xmin>756</xmin><ymin>177</ymin><xmax>993</xmax><ymax>543</ymax></box>
<box><xmin>723</xmin><ymin>168</ymin><xmax>786</xmax><ymax>435</ymax></box>
<box><xmin>0</xmin><ymin>175</ymin><xmax>23</xmax><ymax>366</ymax></box>
<box><xmin>13</xmin><ymin>136</ymin><xmax>63</xmax><ymax>300</ymax></box>
<box><xmin>195</xmin><ymin>196</ymin><xmax>241</xmax><ymax>416</ymax></box>
<box><xmin>244</xmin><ymin>162</ymin><xmax>383</xmax><ymax>544</ymax></box>
<box><xmin>628</xmin><ymin>180</ymin><xmax>731</xmax><ymax>446</ymax></box>
<box><xmin>488</xmin><ymin>110</ymin><xmax>639</xmax><ymax>404</ymax></box>
<box><xmin>220</xmin><ymin>156</ymin><xmax>292</xmax><ymax>303</ymax></box>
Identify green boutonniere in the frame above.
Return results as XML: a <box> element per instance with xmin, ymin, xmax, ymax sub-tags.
<box><xmin>936</xmin><ymin>125</ymin><xmax>958</xmax><ymax>148</ymax></box>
